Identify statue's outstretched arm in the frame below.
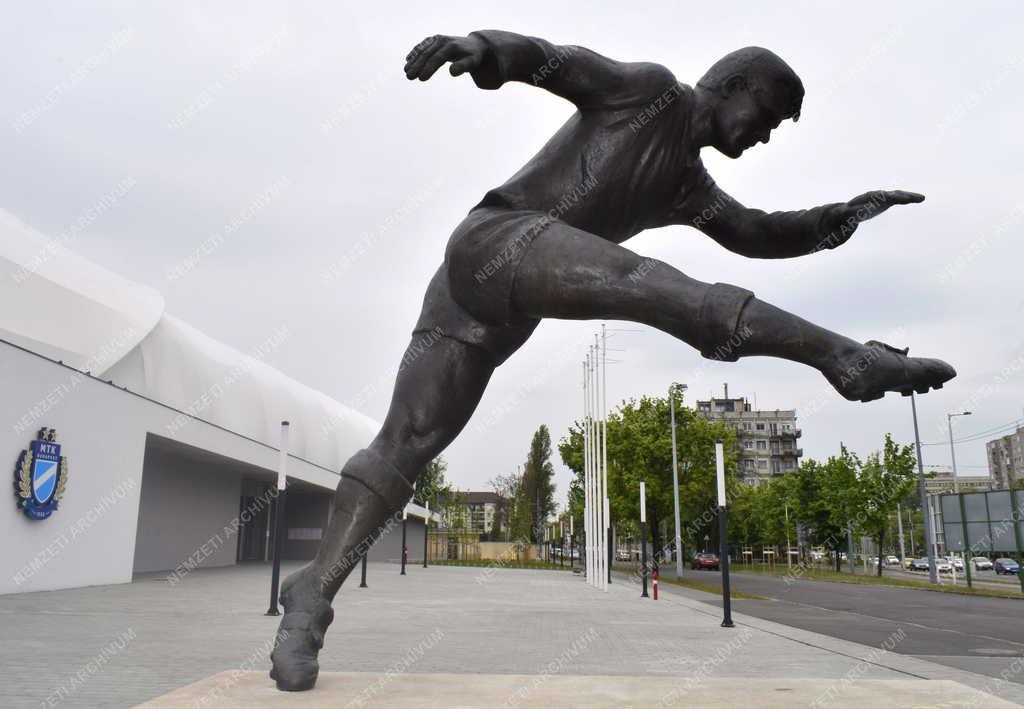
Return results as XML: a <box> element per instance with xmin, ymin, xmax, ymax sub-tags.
<box><xmin>404</xmin><ymin>30</ymin><xmax>676</xmax><ymax>110</ymax></box>
<box><xmin>676</xmin><ymin>172</ymin><xmax>925</xmax><ymax>259</ymax></box>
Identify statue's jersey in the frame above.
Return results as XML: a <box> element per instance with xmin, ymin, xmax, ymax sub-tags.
<box><xmin>468</xmin><ymin>30</ymin><xmax>706</xmax><ymax>242</ymax></box>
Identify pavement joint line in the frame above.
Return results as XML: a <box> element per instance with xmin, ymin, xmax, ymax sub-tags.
<box><xmin>613</xmin><ymin>570</ymin><xmax>1024</xmax><ymax>705</ymax></box>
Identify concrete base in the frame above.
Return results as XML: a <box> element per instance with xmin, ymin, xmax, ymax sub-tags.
<box><xmin>143</xmin><ymin>672</ymin><xmax>1017</xmax><ymax>708</ymax></box>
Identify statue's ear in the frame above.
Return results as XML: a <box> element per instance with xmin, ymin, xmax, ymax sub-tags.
<box><xmin>723</xmin><ymin>74</ymin><xmax>747</xmax><ymax>98</ymax></box>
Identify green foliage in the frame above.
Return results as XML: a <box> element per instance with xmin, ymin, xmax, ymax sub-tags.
<box><xmin>415</xmin><ymin>456</ymin><xmax>452</xmax><ymax>512</ymax></box>
<box><xmin>558</xmin><ymin>390</ymin><xmax>738</xmax><ymax>555</ymax></box>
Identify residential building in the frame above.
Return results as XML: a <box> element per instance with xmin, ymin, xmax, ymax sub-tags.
<box><xmin>442</xmin><ymin>491</ymin><xmax>506</xmax><ymax>535</ymax></box>
<box><xmin>986</xmin><ymin>427</ymin><xmax>1024</xmax><ymax>488</ymax></box>
<box><xmin>696</xmin><ymin>386</ymin><xmax>801</xmax><ymax>485</ymax></box>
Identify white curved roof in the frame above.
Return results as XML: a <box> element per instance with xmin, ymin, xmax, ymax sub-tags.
<box><xmin>0</xmin><ymin>210</ymin><xmax>163</xmax><ymax>372</ymax></box>
<box><xmin>0</xmin><ymin>208</ymin><xmax>378</xmax><ymax>472</ymax></box>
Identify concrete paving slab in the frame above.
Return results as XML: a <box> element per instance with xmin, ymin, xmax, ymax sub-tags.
<box><xmin>143</xmin><ymin>672</ymin><xmax>1018</xmax><ymax>708</ymax></box>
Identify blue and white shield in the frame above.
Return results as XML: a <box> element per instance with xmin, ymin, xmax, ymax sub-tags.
<box><xmin>32</xmin><ymin>458</ymin><xmax>59</xmax><ymax>505</ymax></box>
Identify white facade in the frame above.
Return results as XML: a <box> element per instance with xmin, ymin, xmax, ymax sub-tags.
<box><xmin>0</xmin><ymin>209</ymin><xmax>385</xmax><ymax>594</ymax></box>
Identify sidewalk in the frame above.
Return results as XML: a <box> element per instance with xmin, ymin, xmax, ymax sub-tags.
<box><xmin>1</xmin><ymin>561</ymin><xmax>1020</xmax><ymax>707</ymax></box>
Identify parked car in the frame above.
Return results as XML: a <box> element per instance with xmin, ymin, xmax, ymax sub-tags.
<box><xmin>910</xmin><ymin>558</ymin><xmax>931</xmax><ymax>572</ymax></box>
<box><xmin>884</xmin><ymin>556</ymin><xmax>900</xmax><ymax>566</ymax></box>
<box><xmin>936</xmin><ymin>560</ymin><xmax>953</xmax><ymax>573</ymax></box>
<box><xmin>903</xmin><ymin>558</ymin><xmax>916</xmax><ymax>570</ymax></box>
<box><xmin>691</xmin><ymin>553</ymin><xmax>720</xmax><ymax>571</ymax></box>
<box><xmin>973</xmin><ymin>557</ymin><xmax>994</xmax><ymax>571</ymax></box>
<box><xmin>994</xmin><ymin>558</ymin><xmax>1020</xmax><ymax>575</ymax></box>
<box><xmin>946</xmin><ymin>556</ymin><xmax>964</xmax><ymax>572</ymax></box>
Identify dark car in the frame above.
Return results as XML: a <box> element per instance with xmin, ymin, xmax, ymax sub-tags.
<box><xmin>691</xmin><ymin>553</ymin><xmax>720</xmax><ymax>571</ymax></box>
<box><xmin>994</xmin><ymin>558</ymin><xmax>1020</xmax><ymax>575</ymax></box>
<box><xmin>910</xmin><ymin>558</ymin><xmax>931</xmax><ymax>572</ymax></box>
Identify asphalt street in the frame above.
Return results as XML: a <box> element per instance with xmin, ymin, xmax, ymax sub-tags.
<box><xmin>650</xmin><ymin>565</ymin><xmax>1024</xmax><ymax>684</ymax></box>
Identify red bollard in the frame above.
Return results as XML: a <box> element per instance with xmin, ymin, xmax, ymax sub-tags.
<box><xmin>652</xmin><ymin>569</ymin><xmax>659</xmax><ymax>600</ymax></box>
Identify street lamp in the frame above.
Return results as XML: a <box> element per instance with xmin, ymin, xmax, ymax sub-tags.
<box><xmin>946</xmin><ymin>411</ymin><xmax>971</xmax><ymax>494</ymax></box>
<box><xmin>910</xmin><ymin>393</ymin><xmax>938</xmax><ymax>584</ymax></box>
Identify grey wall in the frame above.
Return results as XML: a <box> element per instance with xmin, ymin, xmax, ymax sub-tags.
<box><xmin>132</xmin><ymin>440</ymin><xmax>243</xmax><ymax>574</ymax></box>
<box><xmin>367</xmin><ymin>517</ymin><xmax>424</xmax><ymax>563</ymax></box>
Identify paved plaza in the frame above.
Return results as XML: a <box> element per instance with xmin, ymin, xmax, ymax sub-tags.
<box><xmin>2</xmin><ymin>562</ymin><xmax>1021</xmax><ymax>707</ymax></box>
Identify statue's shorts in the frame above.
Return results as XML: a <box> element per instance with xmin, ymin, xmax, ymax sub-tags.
<box><xmin>412</xmin><ymin>206</ymin><xmax>550</xmax><ymax>365</ymax></box>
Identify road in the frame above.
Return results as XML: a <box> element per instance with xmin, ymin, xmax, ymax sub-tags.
<box><xmin>649</xmin><ymin>565</ymin><xmax>1024</xmax><ymax>685</ymax></box>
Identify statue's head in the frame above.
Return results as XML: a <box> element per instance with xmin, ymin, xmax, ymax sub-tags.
<box><xmin>698</xmin><ymin>47</ymin><xmax>803</xmax><ymax>158</ymax></box>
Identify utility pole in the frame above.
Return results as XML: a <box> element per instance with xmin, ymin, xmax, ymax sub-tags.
<box><xmin>911</xmin><ymin>393</ymin><xmax>939</xmax><ymax>584</ymax></box>
<box><xmin>896</xmin><ymin>502</ymin><xmax>906</xmax><ymax>563</ymax></box>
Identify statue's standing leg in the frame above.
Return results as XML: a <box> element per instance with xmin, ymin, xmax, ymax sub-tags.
<box><xmin>270</xmin><ymin>328</ymin><xmax>524</xmax><ymax>690</ymax></box>
<box><xmin>511</xmin><ymin>224</ymin><xmax>954</xmax><ymax>400</ymax></box>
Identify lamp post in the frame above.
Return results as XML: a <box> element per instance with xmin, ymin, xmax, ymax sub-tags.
<box><xmin>423</xmin><ymin>501</ymin><xmax>429</xmax><ymax>568</ymax></box>
<box><xmin>946</xmin><ymin>411</ymin><xmax>971</xmax><ymax>494</ymax></box>
<box><xmin>669</xmin><ymin>383</ymin><xmax>687</xmax><ymax>578</ymax></box>
<box><xmin>640</xmin><ymin>481</ymin><xmax>649</xmax><ymax>598</ymax></box>
<box><xmin>265</xmin><ymin>421</ymin><xmax>290</xmax><ymax>616</ymax></box>
<box><xmin>715</xmin><ymin>440</ymin><xmax>733</xmax><ymax>628</ymax></box>
<box><xmin>400</xmin><ymin>506</ymin><xmax>408</xmax><ymax>576</ymax></box>
<box><xmin>910</xmin><ymin>393</ymin><xmax>938</xmax><ymax>584</ymax></box>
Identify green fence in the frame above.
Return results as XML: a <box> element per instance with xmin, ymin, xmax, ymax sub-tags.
<box><xmin>939</xmin><ymin>488</ymin><xmax>1024</xmax><ymax>591</ymax></box>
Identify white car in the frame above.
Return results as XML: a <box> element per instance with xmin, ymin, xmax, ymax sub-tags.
<box><xmin>973</xmin><ymin>557</ymin><xmax>994</xmax><ymax>571</ymax></box>
<box><xmin>884</xmin><ymin>556</ymin><xmax>900</xmax><ymax>566</ymax></box>
<box><xmin>949</xmin><ymin>557</ymin><xmax>964</xmax><ymax>571</ymax></box>
<box><xmin>936</xmin><ymin>560</ymin><xmax>953</xmax><ymax>573</ymax></box>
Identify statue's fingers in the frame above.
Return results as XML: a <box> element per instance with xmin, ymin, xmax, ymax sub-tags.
<box><xmin>405</xmin><ymin>37</ymin><xmax>443</xmax><ymax>78</ymax></box>
<box><xmin>887</xmin><ymin>190</ymin><xmax>925</xmax><ymax>204</ymax></box>
<box><xmin>417</xmin><ymin>46</ymin><xmax>455</xmax><ymax>80</ymax></box>
<box><xmin>406</xmin><ymin>35</ymin><xmax>440</xmax><ymax>63</ymax></box>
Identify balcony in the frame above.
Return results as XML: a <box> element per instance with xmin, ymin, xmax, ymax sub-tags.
<box><xmin>779</xmin><ymin>448</ymin><xmax>803</xmax><ymax>457</ymax></box>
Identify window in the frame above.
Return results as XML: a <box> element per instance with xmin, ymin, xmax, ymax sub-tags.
<box><xmin>757</xmin><ymin>459</ymin><xmax>768</xmax><ymax>469</ymax></box>
<box><xmin>743</xmin><ymin>422</ymin><xmax>752</xmax><ymax>430</ymax></box>
<box><xmin>756</xmin><ymin>423</ymin><xmax>765</xmax><ymax>431</ymax></box>
<box><xmin>744</xmin><ymin>459</ymin><xmax>754</xmax><ymax>470</ymax></box>
<box><xmin>782</xmin><ymin>423</ymin><xmax>791</xmax><ymax>430</ymax></box>
<box><xmin>756</xmin><ymin>440</ymin><xmax>767</xmax><ymax>450</ymax></box>
<box><xmin>744</xmin><ymin>440</ymin><xmax>754</xmax><ymax>449</ymax></box>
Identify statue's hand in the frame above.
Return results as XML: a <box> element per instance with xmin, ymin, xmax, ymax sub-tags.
<box><xmin>404</xmin><ymin>34</ymin><xmax>487</xmax><ymax>81</ymax></box>
<box><xmin>840</xmin><ymin>190</ymin><xmax>925</xmax><ymax>225</ymax></box>
<box><xmin>824</xmin><ymin>190</ymin><xmax>924</xmax><ymax>249</ymax></box>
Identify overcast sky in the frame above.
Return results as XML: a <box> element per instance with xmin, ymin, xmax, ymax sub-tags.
<box><xmin>4</xmin><ymin>2</ymin><xmax>1022</xmax><ymax>507</ymax></box>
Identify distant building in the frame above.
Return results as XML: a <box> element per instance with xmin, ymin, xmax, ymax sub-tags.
<box><xmin>442</xmin><ymin>491</ymin><xmax>505</xmax><ymax>535</ymax></box>
<box><xmin>696</xmin><ymin>386</ymin><xmax>801</xmax><ymax>485</ymax></box>
<box><xmin>986</xmin><ymin>427</ymin><xmax>1024</xmax><ymax>488</ymax></box>
<box><xmin>924</xmin><ymin>469</ymin><xmax>994</xmax><ymax>494</ymax></box>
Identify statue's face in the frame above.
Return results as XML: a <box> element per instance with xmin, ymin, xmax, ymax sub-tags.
<box><xmin>713</xmin><ymin>80</ymin><xmax>784</xmax><ymax>159</ymax></box>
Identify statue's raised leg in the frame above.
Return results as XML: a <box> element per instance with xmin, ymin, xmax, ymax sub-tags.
<box><xmin>511</xmin><ymin>224</ymin><xmax>954</xmax><ymax>401</ymax></box>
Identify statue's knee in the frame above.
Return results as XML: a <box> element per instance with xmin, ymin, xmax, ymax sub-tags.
<box><xmin>340</xmin><ymin>447</ymin><xmax>414</xmax><ymax>506</ymax></box>
<box><xmin>697</xmin><ymin>283</ymin><xmax>754</xmax><ymax>361</ymax></box>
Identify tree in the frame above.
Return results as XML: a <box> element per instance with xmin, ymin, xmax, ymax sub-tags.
<box><xmin>858</xmin><ymin>434</ymin><xmax>917</xmax><ymax>576</ymax></box>
<box><xmin>520</xmin><ymin>425</ymin><xmax>557</xmax><ymax>543</ymax></box>
<box><xmin>558</xmin><ymin>391</ymin><xmax>738</xmax><ymax>563</ymax></box>
<box><xmin>415</xmin><ymin>456</ymin><xmax>452</xmax><ymax>512</ymax></box>
<box><xmin>487</xmin><ymin>472</ymin><xmax>520</xmax><ymax>541</ymax></box>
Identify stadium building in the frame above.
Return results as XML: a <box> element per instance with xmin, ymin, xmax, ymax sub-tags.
<box><xmin>0</xmin><ymin>210</ymin><xmax>431</xmax><ymax>595</ymax></box>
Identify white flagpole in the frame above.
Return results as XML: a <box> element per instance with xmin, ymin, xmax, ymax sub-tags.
<box><xmin>585</xmin><ymin>356</ymin><xmax>593</xmax><ymax>586</ymax></box>
<box><xmin>593</xmin><ymin>336</ymin><xmax>605</xmax><ymax>592</ymax></box>
<box><xmin>585</xmin><ymin>354</ymin><xmax>593</xmax><ymax>586</ymax></box>
<box><xmin>589</xmin><ymin>347</ymin><xmax>598</xmax><ymax>587</ymax></box>
<box><xmin>589</xmin><ymin>348</ymin><xmax>598</xmax><ymax>586</ymax></box>
<box><xmin>601</xmin><ymin>325</ymin><xmax>609</xmax><ymax>591</ymax></box>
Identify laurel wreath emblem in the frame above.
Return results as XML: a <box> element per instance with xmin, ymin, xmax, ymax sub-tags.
<box><xmin>16</xmin><ymin>451</ymin><xmax>32</xmax><ymax>499</ymax></box>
